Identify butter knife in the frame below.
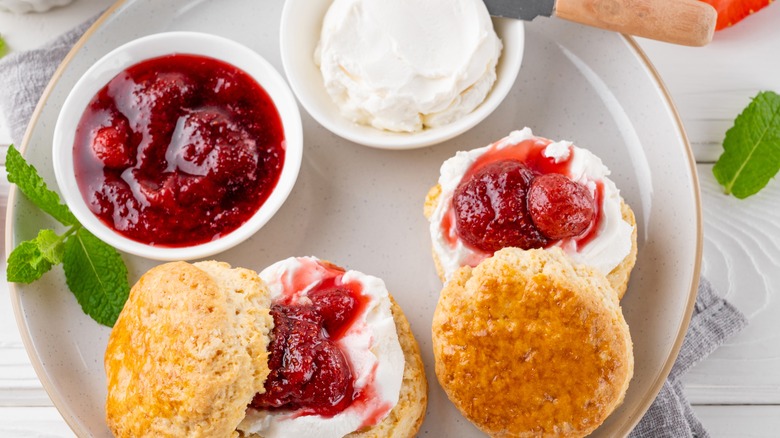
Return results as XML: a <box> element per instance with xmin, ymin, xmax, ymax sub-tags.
<box><xmin>484</xmin><ymin>0</ymin><xmax>717</xmax><ymax>46</ymax></box>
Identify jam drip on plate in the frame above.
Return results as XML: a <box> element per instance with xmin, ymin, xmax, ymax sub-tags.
<box><xmin>450</xmin><ymin>139</ymin><xmax>598</xmax><ymax>253</ymax></box>
<box><xmin>250</xmin><ymin>274</ymin><xmax>368</xmax><ymax>417</ymax></box>
<box><xmin>73</xmin><ymin>54</ymin><xmax>285</xmax><ymax>247</ymax></box>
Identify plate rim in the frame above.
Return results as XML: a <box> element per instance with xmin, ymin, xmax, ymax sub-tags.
<box><xmin>618</xmin><ymin>34</ymin><xmax>703</xmax><ymax>431</ymax></box>
<box><xmin>5</xmin><ymin>1</ymin><xmax>703</xmax><ymax>436</ymax></box>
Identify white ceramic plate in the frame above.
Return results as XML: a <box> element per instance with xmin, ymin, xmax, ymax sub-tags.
<box><xmin>7</xmin><ymin>1</ymin><xmax>701</xmax><ymax>437</ymax></box>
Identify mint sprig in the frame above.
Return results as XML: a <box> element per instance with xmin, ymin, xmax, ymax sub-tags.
<box><xmin>6</xmin><ymin>145</ymin><xmax>130</xmax><ymax>327</ymax></box>
<box><xmin>0</xmin><ymin>34</ymin><xmax>7</xmax><ymax>59</ymax></box>
<box><xmin>63</xmin><ymin>228</ymin><xmax>130</xmax><ymax>327</ymax></box>
<box><xmin>6</xmin><ymin>146</ymin><xmax>77</xmax><ymax>225</ymax></box>
<box><xmin>7</xmin><ymin>230</ymin><xmax>58</xmax><ymax>283</ymax></box>
<box><xmin>713</xmin><ymin>91</ymin><xmax>780</xmax><ymax>199</ymax></box>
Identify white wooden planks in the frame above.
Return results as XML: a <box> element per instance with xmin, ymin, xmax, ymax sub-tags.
<box><xmin>682</xmin><ymin>165</ymin><xmax>780</xmax><ymax>404</ymax></box>
<box><xmin>694</xmin><ymin>405</ymin><xmax>780</xmax><ymax>437</ymax></box>
<box><xmin>637</xmin><ymin>4</ymin><xmax>780</xmax><ymax>163</ymax></box>
<box><xmin>0</xmin><ymin>407</ymin><xmax>73</xmax><ymax>437</ymax></box>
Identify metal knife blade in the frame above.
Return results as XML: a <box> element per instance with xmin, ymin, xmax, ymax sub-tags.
<box><xmin>483</xmin><ymin>0</ymin><xmax>555</xmax><ymax>21</ymax></box>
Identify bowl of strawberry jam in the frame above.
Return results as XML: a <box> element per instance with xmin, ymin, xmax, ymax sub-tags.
<box><xmin>52</xmin><ymin>32</ymin><xmax>302</xmax><ymax>260</ymax></box>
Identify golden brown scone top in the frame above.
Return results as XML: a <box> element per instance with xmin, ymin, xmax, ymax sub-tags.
<box><xmin>432</xmin><ymin>248</ymin><xmax>633</xmax><ymax>438</ymax></box>
<box><xmin>105</xmin><ymin>261</ymin><xmax>273</xmax><ymax>438</ymax></box>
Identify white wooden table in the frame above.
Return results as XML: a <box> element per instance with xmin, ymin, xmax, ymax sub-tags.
<box><xmin>1</xmin><ymin>1</ymin><xmax>779</xmax><ymax>436</ymax></box>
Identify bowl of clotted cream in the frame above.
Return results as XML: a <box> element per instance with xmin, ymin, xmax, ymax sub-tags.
<box><xmin>280</xmin><ymin>0</ymin><xmax>524</xmax><ymax>150</ymax></box>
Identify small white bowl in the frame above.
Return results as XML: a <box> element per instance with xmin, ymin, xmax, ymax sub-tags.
<box><xmin>280</xmin><ymin>0</ymin><xmax>524</xmax><ymax>150</ymax></box>
<box><xmin>52</xmin><ymin>32</ymin><xmax>303</xmax><ymax>261</ymax></box>
<box><xmin>0</xmin><ymin>0</ymin><xmax>72</xmax><ymax>13</ymax></box>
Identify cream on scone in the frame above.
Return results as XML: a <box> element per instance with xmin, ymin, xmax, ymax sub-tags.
<box><xmin>432</xmin><ymin>248</ymin><xmax>634</xmax><ymax>437</ymax></box>
<box><xmin>104</xmin><ymin>259</ymin><xmax>427</xmax><ymax>438</ymax></box>
<box><xmin>424</xmin><ymin>127</ymin><xmax>637</xmax><ymax>298</ymax></box>
<box><xmin>240</xmin><ymin>256</ymin><xmax>427</xmax><ymax>438</ymax></box>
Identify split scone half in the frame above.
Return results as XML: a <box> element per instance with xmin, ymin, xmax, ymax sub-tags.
<box><xmin>424</xmin><ymin>128</ymin><xmax>638</xmax><ymax>299</ymax></box>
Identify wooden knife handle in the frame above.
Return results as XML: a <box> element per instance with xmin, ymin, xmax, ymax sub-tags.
<box><xmin>554</xmin><ymin>0</ymin><xmax>717</xmax><ymax>46</ymax></box>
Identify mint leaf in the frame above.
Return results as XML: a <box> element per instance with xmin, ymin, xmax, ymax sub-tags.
<box><xmin>62</xmin><ymin>228</ymin><xmax>130</xmax><ymax>327</ymax></box>
<box><xmin>6</xmin><ymin>228</ymin><xmax>67</xmax><ymax>283</ymax></box>
<box><xmin>36</xmin><ymin>229</ymin><xmax>66</xmax><ymax>265</ymax></box>
<box><xmin>6</xmin><ymin>145</ymin><xmax>77</xmax><ymax>225</ymax></box>
<box><xmin>7</xmin><ymin>239</ymin><xmax>53</xmax><ymax>283</ymax></box>
<box><xmin>0</xmin><ymin>34</ymin><xmax>7</xmax><ymax>59</ymax></box>
<box><xmin>6</xmin><ymin>146</ymin><xmax>132</xmax><ymax>327</ymax></box>
<box><xmin>713</xmin><ymin>91</ymin><xmax>780</xmax><ymax>199</ymax></box>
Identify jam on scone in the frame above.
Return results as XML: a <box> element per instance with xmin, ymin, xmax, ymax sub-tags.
<box><xmin>427</xmin><ymin>128</ymin><xmax>637</xmax><ymax>296</ymax></box>
<box><xmin>452</xmin><ymin>159</ymin><xmax>596</xmax><ymax>253</ymax></box>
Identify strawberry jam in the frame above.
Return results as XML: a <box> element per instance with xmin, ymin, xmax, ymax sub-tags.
<box><xmin>528</xmin><ymin>173</ymin><xmax>595</xmax><ymax>240</ymax></box>
<box><xmin>453</xmin><ymin>160</ymin><xmax>548</xmax><ymax>252</ymax></box>
<box><xmin>251</xmin><ymin>265</ymin><xmax>369</xmax><ymax>416</ymax></box>
<box><xmin>73</xmin><ymin>54</ymin><xmax>285</xmax><ymax>246</ymax></box>
<box><xmin>450</xmin><ymin>139</ymin><xmax>597</xmax><ymax>253</ymax></box>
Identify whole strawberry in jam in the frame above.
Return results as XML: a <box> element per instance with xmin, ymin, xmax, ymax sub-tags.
<box><xmin>92</xmin><ymin>174</ymin><xmax>141</xmax><ymax>230</ymax></box>
<box><xmin>166</xmin><ymin>109</ymin><xmax>259</xmax><ymax>187</ymax></box>
<box><xmin>528</xmin><ymin>173</ymin><xmax>595</xmax><ymax>240</ymax></box>
<box><xmin>452</xmin><ymin>160</ymin><xmax>549</xmax><ymax>252</ymax></box>
<box><xmin>90</xmin><ymin>111</ymin><xmax>134</xmax><ymax>169</ymax></box>
<box><xmin>251</xmin><ymin>285</ymin><xmax>364</xmax><ymax>416</ymax></box>
<box><xmin>117</xmin><ymin>71</ymin><xmax>196</xmax><ymax>119</ymax></box>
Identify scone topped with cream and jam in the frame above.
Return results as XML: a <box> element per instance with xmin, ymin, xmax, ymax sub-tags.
<box><xmin>425</xmin><ymin>127</ymin><xmax>637</xmax><ymax>298</ymax></box>
<box><xmin>241</xmin><ymin>256</ymin><xmax>427</xmax><ymax>438</ymax></box>
<box><xmin>105</xmin><ymin>259</ymin><xmax>427</xmax><ymax>438</ymax></box>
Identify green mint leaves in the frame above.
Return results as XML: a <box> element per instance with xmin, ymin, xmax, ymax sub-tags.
<box><xmin>63</xmin><ymin>228</ymin><xmax>130</xmax><ymax>327</ymax></box>
<box><xmin>6</xmin><ymin>230</ymin><xmax>60</xmax><ymax>283</ymax></box>
<box><xmin>713</xmin><ymin>91</ymin><xmax>780</xmax><ymax>199</ymax></box>
<box><xmin>6</xmin><ymin>146</ymin><xmax>77</xmax><ymax>225</ymax></box>
<box><xmin>6</xmin><ymin>145</ymin><xmax>130</xmax><ymax>327</ymax></box>
<box><xmin>0</xmin><ymin>34</ymin><xmax>7</xmax><ymax>59</ymax></box>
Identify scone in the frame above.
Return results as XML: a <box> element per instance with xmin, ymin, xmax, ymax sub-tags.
<box><xmin>424</xmin><ymin>127</ymin><xmax>638</xmax><ymax>299</ymax></box>
<box><xmin>348</xmin><ymin>296</ymin><xmax>427</xmax><ymax>438</ymax></box>
<box><xmin>105</xmin><ymin>261</ymin><xmax>274</xmax><ymax>438</ymax></box>
<box><xmin>105</xmin><ymin>259</ymin><xmax>427</xmax><ymax>438</ymax></box>
<box><xmin>432</xmin><ymin>247</ymin><xmax>634</xmax><ymax>437</ymax></box>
